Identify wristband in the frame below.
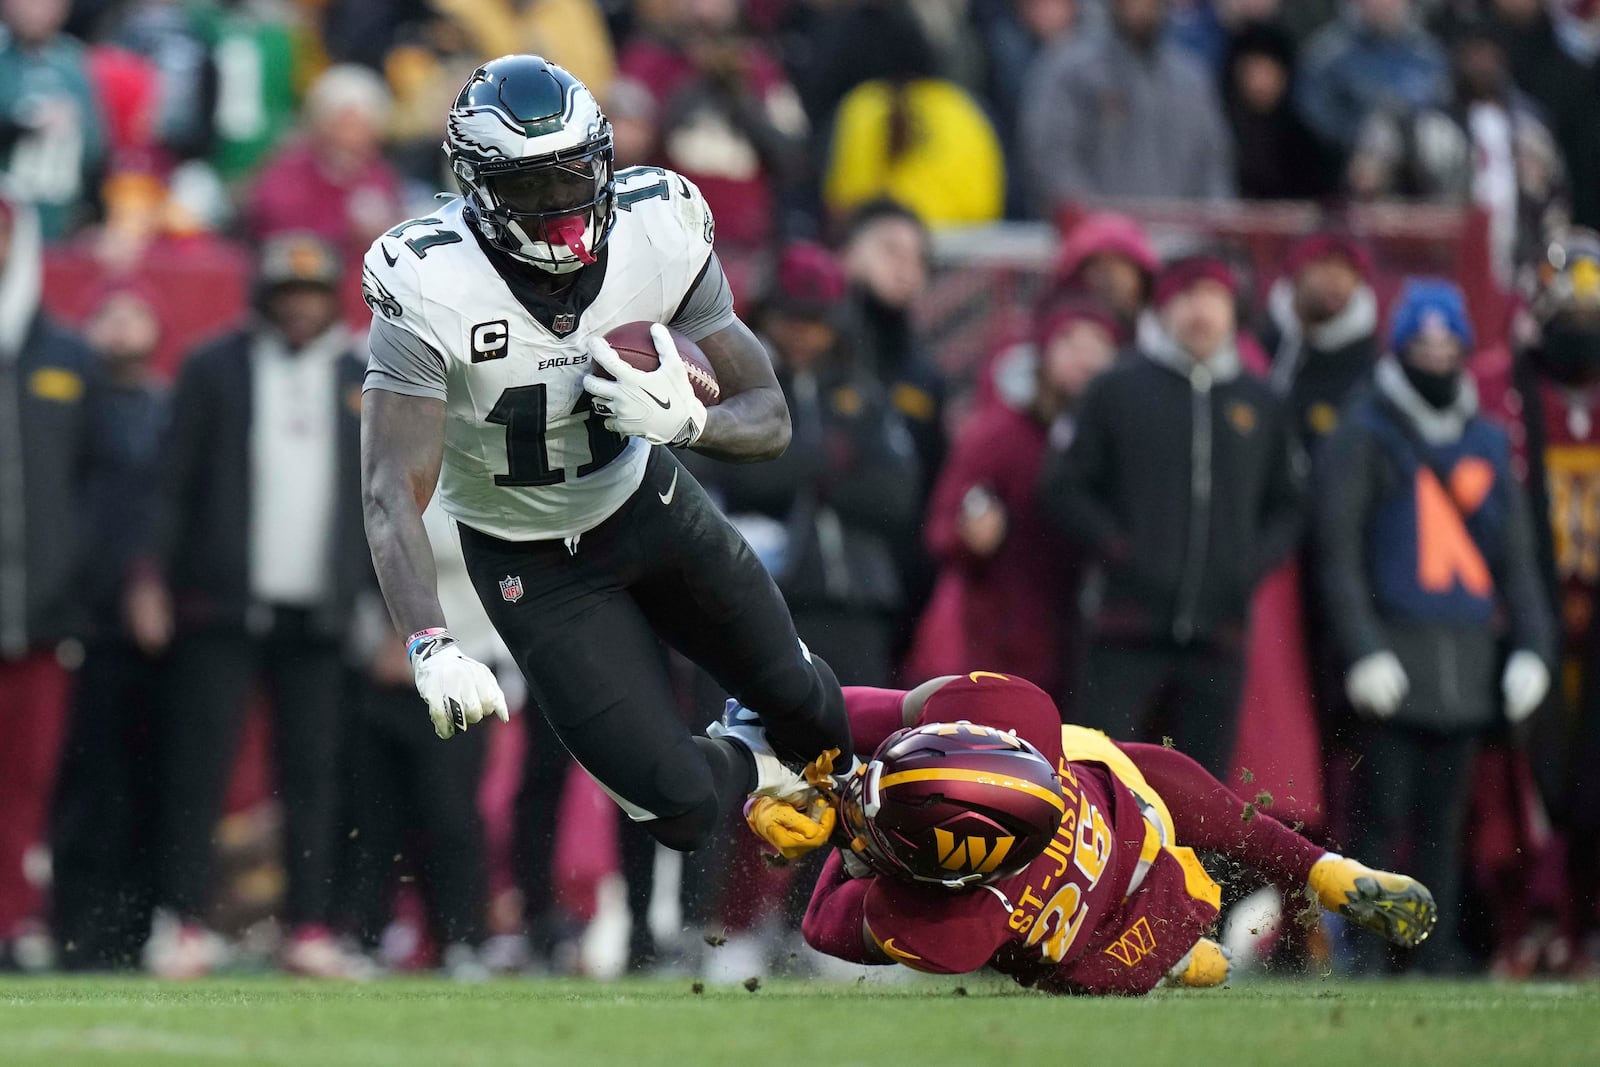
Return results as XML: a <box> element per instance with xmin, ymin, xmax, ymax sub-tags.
<box><xmin>406</xmin><ymin>627</ymin><xmax>453</xmax><ymax>663</ymax></box>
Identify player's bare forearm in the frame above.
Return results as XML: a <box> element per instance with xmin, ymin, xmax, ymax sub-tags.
<box><xmin>689</xmin><ymin>318</ymin><xmax>791</xmax><ymax>462</ymax></box>
<box><xmin>361</xmin><ymin>389</ymin><xmax>448</xmax><ymax>637</ymax></box>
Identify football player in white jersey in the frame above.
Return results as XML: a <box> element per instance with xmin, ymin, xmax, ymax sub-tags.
<box><xmin>360</xmin><ymin>55</ymin><xmax>852</xmax><ymax>853</ymax></box>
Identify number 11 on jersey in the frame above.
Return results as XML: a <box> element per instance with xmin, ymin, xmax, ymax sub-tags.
<box><xmin>486</xmin><ymin>385</ymin><xmax>628</xmax><ymax>487</ymax></box>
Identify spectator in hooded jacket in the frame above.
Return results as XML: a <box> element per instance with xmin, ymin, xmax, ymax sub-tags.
<box><xmin>1314</xmin><ymin>278</ymin><xmax>1555</xmax><ymax>973</ymax></box>
<box><xmin>1222</xmin><ymin>19</ymin><xmax>1338</xmax><ymax>200</ymax></box>
<box><xmin>1020</xmin><ymin>0</ymin><xmax>1235</xmax><ymax>212</ymax></box>
<box><xmin>909</xmin><ymin>297</ymin><xmax>1119</xmax><ymax>703</ymax></box>
<box><xmin>1049</xmin><ymin>210</ymin><xmax>1160</xmax><ymax>340</ymax></box>
<box><xmin>1039</xmin><ymin>256</ymin><xmax>1303</xmax><ymax>775</ymax></box>
<box><xmin>1295</xmin><ymin>0</ymin><xmax>1449</xmax><ymax>156</ymax></box>
<box><xmin>0</xmin><ymin>190</ymin><xmax>99</xmax><ymax>970</ymax></box>
<box><xmin>1260</xmin><ymin>231</ymin><xmax>1383</xmax><ymax>450</ymax></box>
<box><xmin>822</xmin><ymin>26</ymin><xmax>1005</xmax><ymax>228</ymax></box>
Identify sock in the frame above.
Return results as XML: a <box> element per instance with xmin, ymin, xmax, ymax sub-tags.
<box><xmin>841</xmin><ymin>686</ymin><xmax>911</xmax><ymax>755</ymax></box>
<box><xmin>1119</xmin><ymin>742</ymin><xmax>1328</xmax><ymax>891</ymax></box>
<box><xmin>694</xmin><ymin>734</ymin><xmax>757</xmax><ymax>798</ymax></box>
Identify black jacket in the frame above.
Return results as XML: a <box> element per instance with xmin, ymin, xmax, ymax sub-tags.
<box><xmin>0</xmin><ymin>314</ymin><xmax>101</xmax><ymax>656</ymax></box>
<box><xmin>685</xmin><ymin>360</ymin><xmax>921</xmax><ymax>614</ymax></box>
<box><xmin>1260</xmin><ymin>282</ymin><xmax>1381</xmax><ymax>452</ymax></box>
<box><xmin>144</xmin><ymin>328</ymin><xmax>369</xmax><ymax>638</ymax></box>
<box><xmin>1039</xmin><ymin>332</ymin><xmax>1304</xmax><ymax>649</ymax></box>
<box><xmin>83</xmin><ymin>380</ymin><xmax>168</xmax><ymax>642</ymax></box>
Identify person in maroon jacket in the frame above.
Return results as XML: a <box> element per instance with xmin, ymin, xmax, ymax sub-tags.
<box><xmin>906</xmin><ymin>298</ymin><xmax>1119</xmax><ymax>702</ymax></box>
<box><xmin>774</xmin><ymin>672</ymin><xmax>1437</xmax><ymax>994</ymax></box>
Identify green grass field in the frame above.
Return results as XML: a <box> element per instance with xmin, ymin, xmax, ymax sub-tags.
<box><xmin>2</xmin><ymin>977</ymin><xmax>1597</xmax><ymax>1067</ymax></box>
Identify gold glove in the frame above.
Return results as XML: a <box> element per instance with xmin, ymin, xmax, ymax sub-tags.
<box><xmin>744</xmin><ymin>795</ymin><xmax>837</xmax><ymax>860</ymax></box>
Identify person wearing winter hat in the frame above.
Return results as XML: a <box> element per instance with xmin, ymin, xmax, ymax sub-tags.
<box><xmin>1261</xmin><ymin>231</ymin><xmax>1382</xmax><ymax>450</ymax></box>
<box><xmin>1314</xmin><ymin>277</ymin><xmax>1555</xmax><ymax>974</ymax></box>
<box><xmin>1051</xmin><ymin>211</ymin><xmax>1160</xmax><ymax>338</ymax></box>
<box><xmin>1040</xmin><ymin>255</ymin><xmax>1303</xmax><ymax>776</ymax></box>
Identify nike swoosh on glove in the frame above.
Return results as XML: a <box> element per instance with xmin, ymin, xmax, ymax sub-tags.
<box><xmin>413</xmin><ymin>638</ymin><xmax>509</xmax><ymax>739</ymax></box>
<box><xmin>582</xmin><ymin>323</ymin><xmax>707</xmax><ymax>447</ymax></box>
<box><xmin>1344</xmin><ymin>650</ymin><xmax>1409</xmax><ymax>719</ymax></box>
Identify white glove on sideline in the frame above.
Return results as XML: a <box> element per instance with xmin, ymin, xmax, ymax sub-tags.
<box><xmin>411</xmin><ymin>632</ymin><xmax>509</xmax><ymax>739</ymax></box>
<box><xmin>1501</xmin><ymin>650</ymin><xmax>1550</xmax><ymax>724</ymax></box>
<box><xmin>582</xmin><ymin>323</ymin><xmax>707</xmax><ymax>447</ymax></box>
<box><xmin>1345</xmin><ymin>651</ymin><xmax>1409</xmax><ymax>719</ymax></box>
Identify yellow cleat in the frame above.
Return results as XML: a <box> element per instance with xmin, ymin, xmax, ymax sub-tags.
<box><xmin>1168</xmin><ymin>938</ymin><xmax>1231</xmax><ymax>988</ymax></box>
<box><xmin>1309</xmin><ymin>855</ymin><xmax>1437</xmax><ymax>949</ymax></box>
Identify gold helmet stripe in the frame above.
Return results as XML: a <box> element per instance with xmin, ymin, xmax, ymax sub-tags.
<box><xmin>877</xmin><ymin>767</ymin><xmax>1066</xmax><ymax>813</ymax></box>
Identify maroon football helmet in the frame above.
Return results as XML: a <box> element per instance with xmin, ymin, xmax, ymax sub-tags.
<box><xmin>838</xmin><ymin>722</ymin><xmax>1065</xmax><ymax>889</ymax></box>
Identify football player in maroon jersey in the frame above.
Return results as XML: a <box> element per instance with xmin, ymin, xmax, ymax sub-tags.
<box><xmin>759</xmin><ymin>672</ymin><xmax>1435</xmax><ymax>993</ymax></box>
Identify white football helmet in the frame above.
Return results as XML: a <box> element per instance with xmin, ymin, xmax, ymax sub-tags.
<box><xmin>445</xmin><ymin>55</ymin><xmax>616</xmax><ymax>274</ymax></box>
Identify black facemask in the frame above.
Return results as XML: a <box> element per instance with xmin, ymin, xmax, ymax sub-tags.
<box><xmin>1531</xmin><ymin>320</ymin><xmax>1600</xmax><ymax>388</ymax></box>
<box><xmin>1402</xmin><ymin>363</ymin><xmax>1461</xmax><ymax>409</ymax></box>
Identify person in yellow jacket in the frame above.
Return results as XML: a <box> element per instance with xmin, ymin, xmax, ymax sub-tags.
<box><xmin>428</xmin><ymin>0</ymin><xmax>615</xmax><ymax>98</ymax></box>
<box><xmin>824</xmin><ymin>76</ymin><xmax>1003</xmax><ymax>228</ymax></box>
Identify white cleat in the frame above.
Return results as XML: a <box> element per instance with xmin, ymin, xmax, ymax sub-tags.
<box><xmin>708</xmin><ymin>700</ymin><xmax>813</xmax><ymax>803</ymax></box>
<box><xmin>144</xmin><ymin>910</ymin><xmax>229</xmax><ymax>980</ymax></box>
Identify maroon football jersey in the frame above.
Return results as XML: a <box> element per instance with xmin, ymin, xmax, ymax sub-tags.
<box><xmin>1477</xmin><ymin>348</ymin><xmax>1600</xmax><ymax>653</ymax></box>
<box><xmin>852</xmin><ymin>674</ymin><xmax>1217</xmax><ymax>994</ymax></box>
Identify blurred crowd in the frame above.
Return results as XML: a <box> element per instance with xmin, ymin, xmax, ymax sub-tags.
<box><xmin>2</xmin><ymin>0</ymin><xmax>1600</xmax><ymax>984</ymax></box>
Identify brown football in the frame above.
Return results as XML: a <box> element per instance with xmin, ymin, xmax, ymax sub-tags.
<box><xmin>599</xmin><ymin>321</ymin><xmax>722</xmax><ymax>406</ymax></box>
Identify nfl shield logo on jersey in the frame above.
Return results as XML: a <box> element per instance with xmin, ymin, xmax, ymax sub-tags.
<box><xmin>551</xmin><ymin>312</ymin><xmax>576</xmax><ymax>336</ymax></box>
<box><xmin>499</xmin><ymin>575</ymin><xmax>525</xmax><ymax>603</ymax></box>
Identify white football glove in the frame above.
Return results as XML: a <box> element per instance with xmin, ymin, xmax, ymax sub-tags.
<box><xmin>582</xmin><ymin>323</ymin><xmax>707</xmax><ymax>447</ymax></box>
<box><xmin>1501</xmin><ymin>650</ymin><xmax>1550</xmax><ymax>724</ymax></box>
<box><xmin>1345</xmin><ymin>650</ymin><xmax>1409</xmax><ymax>719</ymax></box>
<box><xmin>411</xmin><ymin>632</ymin><xmax>509</xmax><ymax>740</ymax></box>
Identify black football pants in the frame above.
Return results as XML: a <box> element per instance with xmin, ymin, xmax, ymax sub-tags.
<box><xmin>459</xmin><ymin>448</ymin><xmax>851</xmax><ymax>852</ymax></box>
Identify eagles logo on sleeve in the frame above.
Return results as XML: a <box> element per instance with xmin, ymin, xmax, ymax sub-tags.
<box><xmin>362</xmin><ymin>266</ymin><xmax>404</xmax><ymax>320</ymax></box>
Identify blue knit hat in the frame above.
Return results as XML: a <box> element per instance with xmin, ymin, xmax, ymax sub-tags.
<box><xmin>1388</xmin><ymin>278</ymin><xmax>1474</xmax><ymax>354</ymax></box>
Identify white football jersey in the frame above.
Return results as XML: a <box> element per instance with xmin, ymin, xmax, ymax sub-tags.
<box><xmin>361</xmin><ymin>166</ymin><xmax>727</xmax><ymax>542</ymax></box>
